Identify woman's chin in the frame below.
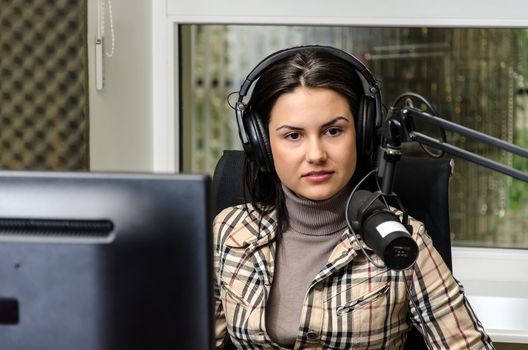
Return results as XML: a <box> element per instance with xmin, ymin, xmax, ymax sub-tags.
<box><xmin>296</xmin><ymin>188</ymin><xmax>339</xmax><ymax>201</ymax></box>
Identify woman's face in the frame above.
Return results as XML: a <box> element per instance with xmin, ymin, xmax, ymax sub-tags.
<box><xmin>268</xmin><ymin>86</ymin><xmax>357</xmax><ymax>201</ymax></box>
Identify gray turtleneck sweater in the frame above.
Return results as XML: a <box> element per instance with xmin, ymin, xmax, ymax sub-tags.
<box><xmin>265</xmin><ymin>184</ymin><xmax>351</xmax><ymax>348</ymax></box>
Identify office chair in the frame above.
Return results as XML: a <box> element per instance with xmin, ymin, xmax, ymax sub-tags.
<box><xmin>212</xmin><ymin>150</ymin><xmax>453</xmax><ymax>350</ymax></box>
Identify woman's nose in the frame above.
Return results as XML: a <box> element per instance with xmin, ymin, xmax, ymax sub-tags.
<box><xmin>305</xmin><ymin>138</ymin><xmax>327</xmax><ymax>164</ymax></box>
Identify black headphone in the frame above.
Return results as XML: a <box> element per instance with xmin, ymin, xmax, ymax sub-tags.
<box><xmin>235</xmin><ymin>45</ymin><xmax>383</xmax><ymax>172</ymax></box>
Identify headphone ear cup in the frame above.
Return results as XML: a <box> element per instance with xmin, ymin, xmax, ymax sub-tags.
<box><xmin>244</xmin><ymin>110</ymin><xmax>274</xmax><ymax>172</ymax></box>
<box><xmin>357</xmin><ymin>95</ymin><xmax>376</xmax><ymax>159</ymax></box>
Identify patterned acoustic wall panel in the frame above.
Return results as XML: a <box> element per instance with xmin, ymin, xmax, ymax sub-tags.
<box><xmin>0</xmin><ymin>0</ymin><xmax>88</xmax><ymax>170</ymax></box>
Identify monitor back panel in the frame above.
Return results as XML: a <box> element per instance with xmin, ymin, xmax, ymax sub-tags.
<box><xmin>0</xmin><ymin>171</ymin><xmax>213</xmax><ymax>350</ymax></box>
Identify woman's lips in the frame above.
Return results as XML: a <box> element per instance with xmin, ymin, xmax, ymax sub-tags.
<box><xmin>302</xmin><ymin>171</ymin><xmax>334</xmax><ymax>183</ymax></box>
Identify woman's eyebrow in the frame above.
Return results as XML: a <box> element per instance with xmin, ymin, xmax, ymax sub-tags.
<box><xmin>321</xmin><ymin>116</ymin><xmax>350</xmax><ymax>129</ymax></box>
<box><xmin>275</xmin><ymin>124</ymin><xmax>303</xmax><ymax>132</ymax></box>
<box><xmin>275</xmin><ymin>116</ymin><xmax>350</xmax><ymax>132</ymax></box>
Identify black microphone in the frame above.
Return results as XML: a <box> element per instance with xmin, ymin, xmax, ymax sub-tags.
<box><xmin>347</xmin><ymin>190</ymin><xmax>418</xmax><ymax>270</ymax></box>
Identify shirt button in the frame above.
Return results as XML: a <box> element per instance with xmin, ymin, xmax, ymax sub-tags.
<box><xmin>307</xmin><ymin>330</ymin><xmax>318</xmax><ymax>340</ymax></box>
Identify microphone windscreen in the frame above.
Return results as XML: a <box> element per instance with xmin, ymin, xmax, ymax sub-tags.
<box><xmin>347</xmin><ymin>189</ymin><xmax>419</xmax><ymax>270</ymax></box>
<box><xmin>348</xmin><ymin>190</ymin><xmax>386</xmax><ymax>222</ymax></box>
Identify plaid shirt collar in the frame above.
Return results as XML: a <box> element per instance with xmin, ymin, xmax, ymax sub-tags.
<box><xmin>222</xmin><ymin>208</ymin><xmax>372</xmax><ymax>251</ymax></box>
<box><xmin>222</xmin><ymin>208</ymin><xmax>378</xmax><ymax>289</ymax></box>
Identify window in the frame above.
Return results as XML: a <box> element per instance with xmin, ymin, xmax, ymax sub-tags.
<box><xmin>180</xmin><ymin>24</ymin><xmax>528</xmax><ymax>249</ymax></box>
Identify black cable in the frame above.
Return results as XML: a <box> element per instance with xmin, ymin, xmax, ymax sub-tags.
<box><xmin>391</xmin><ymin>92</ymin><xmax>436</xmax><ymax>114</ymax></box>
<box><xmin>226</xmin><ymin>91</ymin><xmax>239</xmax><ymax>110</ymax></box>
<box><xmin>346</xmin><ymin>169</ymin><xmax>430</xmax><ymax>346</ymax></box>
<box><xmin>391</xmin><ymin>92</ymin><xmax>447</xmax><ymax>158</ymax></box>
<box><xmin>345</xmin><ymin>169</ymin><xmax>387</xmax><ymax>269</ymax></box>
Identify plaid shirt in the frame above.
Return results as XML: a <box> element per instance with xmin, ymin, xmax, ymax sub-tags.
<box><xmin>213</xmin><ymin>204</ymin><xmax>494</xmax><ymax>350</ymax></box>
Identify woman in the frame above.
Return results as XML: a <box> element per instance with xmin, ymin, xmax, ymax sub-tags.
<box><xmin>213</xmin><ymin>46</ymin><xmax>494</xmax><ymax>349</ymax></box>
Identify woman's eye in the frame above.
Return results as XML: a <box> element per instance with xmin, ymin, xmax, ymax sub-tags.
<box><xmin>325</xmin><ymin>127</ymin><xmax>343</xmax><ymax>136</ymax></box>
<box><xmin>285</xmin><ymin>132</ymin><xmax>301</xmax><ymax>140</ymax></box>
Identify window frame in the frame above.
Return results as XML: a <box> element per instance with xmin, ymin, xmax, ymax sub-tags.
<box><xmin>153</xmin><ymin>0</ymin><xmax>528</xmax><ymax>343</ymax></box>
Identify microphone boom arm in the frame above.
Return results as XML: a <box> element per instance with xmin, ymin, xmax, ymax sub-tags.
<box><xmin>377</xmin><ymin>105</ymin><xmax>528</xmax><ymax>192</ymax></box>
<box><xmin>410</xmin><ymin>130</ymin><xmax>528</xmax><ymax>183</ymax></box>
<box><xmin>403</xmin><ymin>107</ymin><xmax>528</xmax><ymax>158</ymax></box>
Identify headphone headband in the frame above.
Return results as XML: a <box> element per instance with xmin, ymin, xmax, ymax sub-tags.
<box><xmin>237</xmin><ymin>45</ymin><xmax>382</xmax><ymax>127</ymax></box>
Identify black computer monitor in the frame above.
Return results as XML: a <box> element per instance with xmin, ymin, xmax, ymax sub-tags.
<box><xmin>0</xmin><ymin>170</ymin><xmax>213</xmax><ymax>350</ymax></box>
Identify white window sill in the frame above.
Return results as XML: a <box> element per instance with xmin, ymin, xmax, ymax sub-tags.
<box><xmin>452</xmin><ymin>247</ymin><xmax>528</xmax><ymax>344</ymax></box>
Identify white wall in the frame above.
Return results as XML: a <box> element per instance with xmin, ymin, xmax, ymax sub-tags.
<box><xmin>87</xmin><ymin>0</ymin><xmax>153</xmax><ymax>172</ymax></box>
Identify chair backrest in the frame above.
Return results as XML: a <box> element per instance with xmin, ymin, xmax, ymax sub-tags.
<box><xmin>212</xmin><ymin>150</ymin><xmax>453</xmax><ymax>349</ymax></box>
<box><xmin>393</xmin><ymin>155</ymin><xmax>453</xmax><ymax>270</ymax></box>
<box><xmin>392</xmin><ymin>156</ymin><xmax>453</xmax><ymax>349</ymax></box>
<box><xmin>212</xmin><ymin>150</ymin><xmax>247</xmax><ymax>218</ymax></box>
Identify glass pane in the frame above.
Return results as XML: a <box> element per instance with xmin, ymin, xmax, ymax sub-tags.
<box><xmin>180</xmin><ymin>24</ymin><xmax>528</xmax><ymax>249</ymax></box>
